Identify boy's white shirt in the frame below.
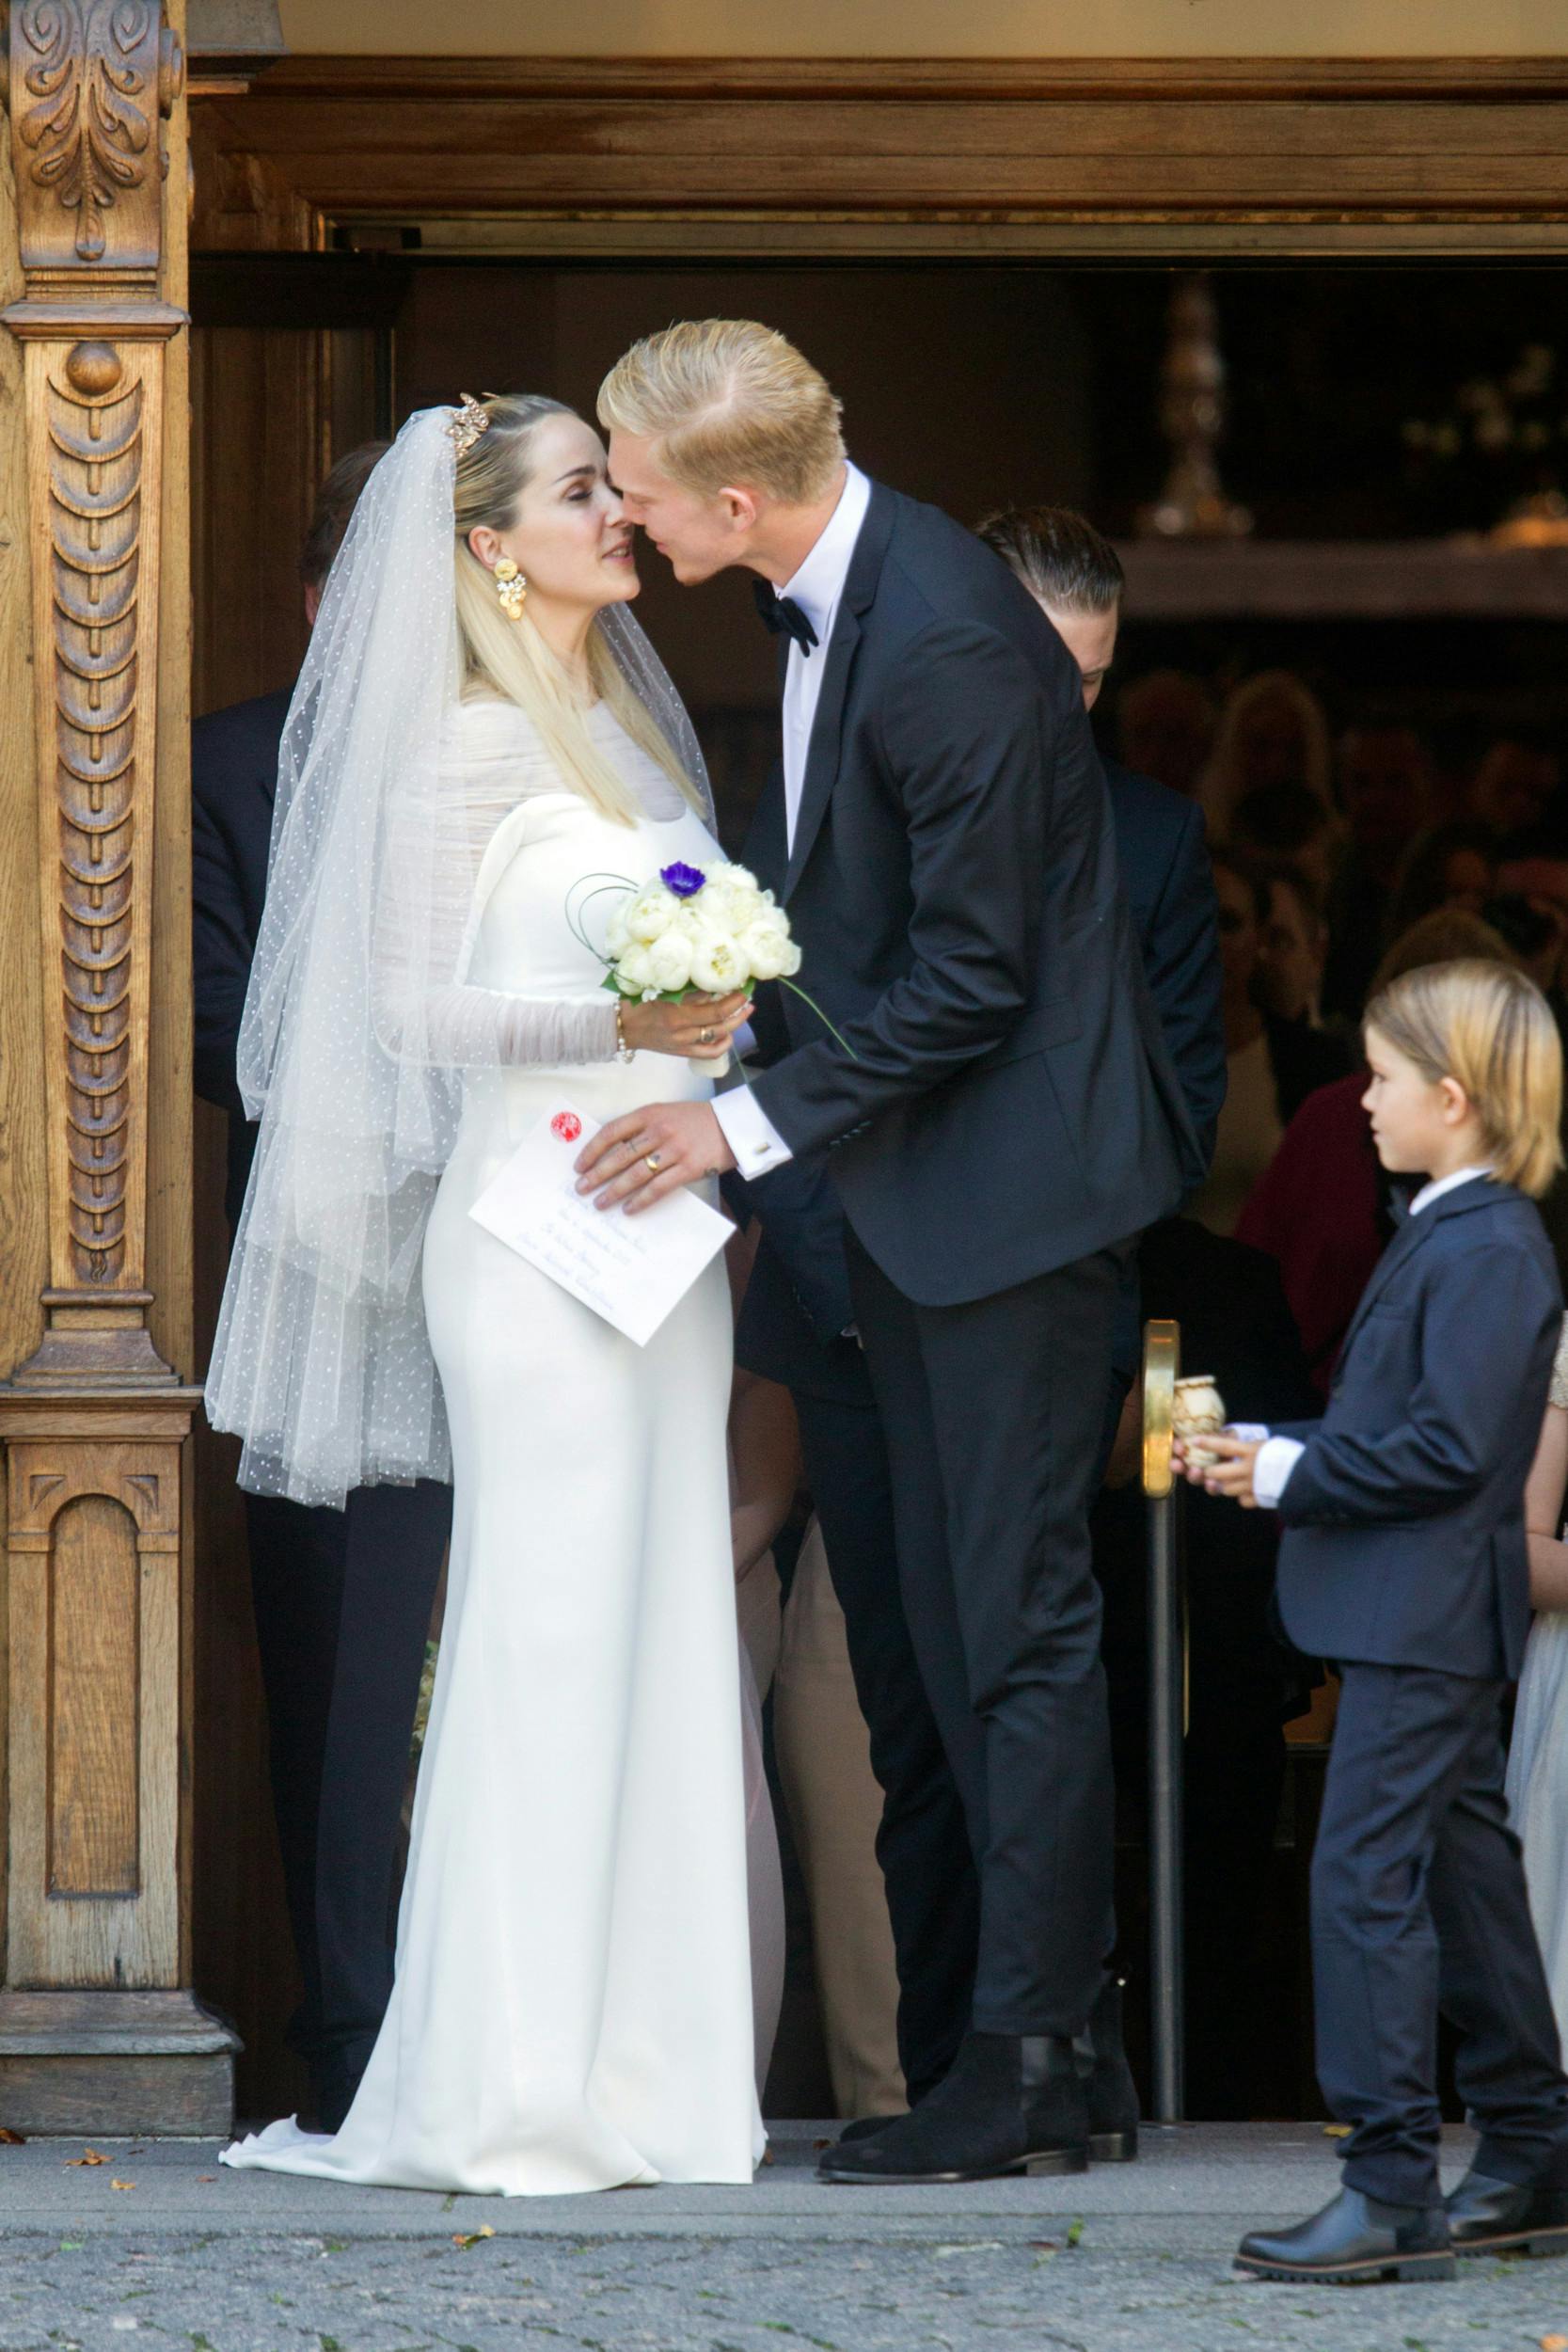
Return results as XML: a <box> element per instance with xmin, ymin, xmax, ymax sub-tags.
<box><xmin>1240</xmin><ymin>1164</ymin><xmax>1495</xmax><ymax>1508</ymax></box>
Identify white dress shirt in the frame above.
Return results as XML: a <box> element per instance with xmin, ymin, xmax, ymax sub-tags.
<box><xmin>713</xmin><ymin>463</ymin><xmax>872</xmax><ymax>1181</ymax></box>
<box><xmin>1243</xmin><ymin>1163</ymin><xmax>1496</xmax><ymax>1506</ymax></box>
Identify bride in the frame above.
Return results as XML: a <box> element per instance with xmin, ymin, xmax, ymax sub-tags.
<box><xmin>208</xmin><ymin>394</ymin><xmax>764</xmax><ymax>2195</ymax></box>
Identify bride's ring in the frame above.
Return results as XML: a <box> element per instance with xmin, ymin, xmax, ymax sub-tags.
<box><xmin>698</xmin><ymin>1026</ymin><xmax>716</xmax><ymax>1045</ymax></box>
<box><xmin>644</xmin><ymin>1152</ymin><xmax>663</xmax><ymax>1173</ymax></box>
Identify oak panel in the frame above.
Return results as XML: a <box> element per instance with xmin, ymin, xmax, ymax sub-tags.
<box><xmin>49</xmin><ymin>1496</ymin><xmax>140</xmax><ymax>1899</ymax></box>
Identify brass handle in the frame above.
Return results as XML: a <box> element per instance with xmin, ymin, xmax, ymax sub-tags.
<box><xmin>1142</xmin><ymin>1317</ymin><xmax>1180</xmax><ymax>1498</ymax></box>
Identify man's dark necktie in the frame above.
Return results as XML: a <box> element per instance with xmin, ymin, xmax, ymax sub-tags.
<box><xmin>752</xmin><ymin>579</ymin><xmax>818</xmax><ymax>657</ymax></box>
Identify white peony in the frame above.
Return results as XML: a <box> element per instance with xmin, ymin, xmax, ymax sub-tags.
<box><xmin>603</xmin><ymin>901</ymin><xmax>631</xmax><ymax>958</ymax></box>
<box><xmin>615</xmin><ymin>940</ymin><xmax>657</xmax><ymax>994</ymax></box>
<box><xmin>689</xmin><ymin>930</ymin><xmax>746</xmax><ymax>994</ymax></box>
<box><xmin>626</xmin><ymin>885</ymin><xmax>677</xmax><ymax>945</ymax></box>
<box><xmin>739</xmin><ymin>917</ymin><xmax>800</xmax><ymax>982</ymax></box>
<box><xmin>645</xmin><ymin>930</ymin><xmax>694</xmax><ymax>993</ymax></box>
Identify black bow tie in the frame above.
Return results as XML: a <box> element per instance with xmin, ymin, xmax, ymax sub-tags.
<box><xmin>753</xmin><ymin>579</ymin><xmax>818</xmax><ymax>657</ymax></box>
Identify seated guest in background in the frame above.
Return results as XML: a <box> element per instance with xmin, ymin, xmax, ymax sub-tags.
<box><xmin>1255</xmin><ymin>864</ymin><xmax>1330</xmax><ymax>1030</ymax></box>
<box><xmin>734</xmin><ymin>501</ymin><xmax>1226</xmax><ymax>2141</ymax></box>
<box><xmin>1483</xmin><ymin>895</ymin><xmax>1564</xmax><ymax>1000</ymax></box>
<box><xmin>1187</xmin><ymin>852</ymin><xmax>1349</xmax><ymax>1237</ymax></box>
<box><xmin>193</xmin><ymin>443</ymin><xmax>453</xmax><ymax>2133</ymax></box>
<box><xmin>1227</xmin><ymin>778</ymin><xmax>1341</xmax><ymax>902</ymax></box>
<box><xmin>1092</xmin><ymin>1216</ymin><xmax>1319</xmax><ymax>2117</ymax></box>
<box><xmin>1202</xmin><ymin>668</ymin><xmax>1334</xmax><ymax>839</ymax></box>
<box><xmin>1117</xmin><ymin>666</ymin><xmax>1216</xmax><ymax>802</ymax></box>
<box><xmin>1386</xmin><ymin>818</ymin><xmax>1498</xmax><ymax>945</ymax></box>
<box><xmin>1320</xmin><ymin>724</ymin><xmax>1433</xmax><ymax>1023</ymax></box>
<box><xmin>1238</xmin><ymin>908</ymin><xmax>1517</xmax><ymax>1393</ymax></box>
<box><xmin>1498</xmin><ymin>820</ymin><xmax>1568</xmax><ymax>969</ymax></box>
<box><xmin>1472</xmin><ymin>735</ymin><xmax>1562</xmax><ymax>838</ymax></box>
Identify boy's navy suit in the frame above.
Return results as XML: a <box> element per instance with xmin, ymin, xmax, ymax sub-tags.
<box><xmin>1271</xmin><ymin>1175</ymin><xmax>1568</xmax><ymax>2205</ymax></box>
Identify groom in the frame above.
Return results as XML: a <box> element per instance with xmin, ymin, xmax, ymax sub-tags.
<box><xmin>578</xmin><ymin>320</ymin><xmax>1201</xmax><ymax>2184</ymax></box>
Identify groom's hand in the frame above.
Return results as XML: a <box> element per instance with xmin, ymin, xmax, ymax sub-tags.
<box><xmin>575</xmin><ymin>1100</ymin><xmax>736</xmax><ymax>1214</ymax></box>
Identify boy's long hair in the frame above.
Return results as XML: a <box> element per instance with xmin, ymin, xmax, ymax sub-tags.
<box><xmin>1364</xmin><ymin>958</ymin><xmax>1564</xmax><ymax>1200</ymax></box>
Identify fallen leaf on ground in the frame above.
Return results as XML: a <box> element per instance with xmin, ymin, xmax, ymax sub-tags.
<box><xmin>1066</xmin><ymin>2218</ymin><xmax>1085</xmax><ymax>2249</ymax></box>
<box><xmin>1322</xmin><ymin>2123</ymin><xmax>1353</xmax><ymax>2138</ymax></box>
<box><xmin>196</xmin><ymin>2174</ymin><xmax>216</xmax><ymax>2184</ymax></box>
<box><xmin>0</xmin><ymin>2126</ymin><xmax>24</xmax><ymax>2144</ymax></box>
<box><xmin>1539</xmin><ymin>2336</ymin><xmax>1567</xmax><ymax>2350</ymax></box>
<box><xmin>451</xmin><ymin>2224</ymin><xmax>495</xmax><ymax>2249</ymax></box>
<box><xmin>65</xmin><ymin>2149</ymin><xmax>107</xmax><ymax>2168</ymax></box>
<box><xmin>110</xmin><ymin>2179</ymin><xmax>135</xmax><ymax>2191</ymax></box>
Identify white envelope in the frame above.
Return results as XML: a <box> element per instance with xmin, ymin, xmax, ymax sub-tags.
<box><xmin>467</xmin><ymin>1100</ymin><xmax>732</xmax><ymax>1346</ymax></box>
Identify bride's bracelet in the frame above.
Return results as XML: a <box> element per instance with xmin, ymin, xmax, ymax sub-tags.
<box><xmin>614</xmin><ymin>1000</ymin><xmax>635</xmax><ymax>1064</ymax></box>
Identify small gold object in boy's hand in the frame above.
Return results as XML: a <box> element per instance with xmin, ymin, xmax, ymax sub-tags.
<box><xmin>1171</xmin><ymin>1375</ymin><xmax>1227</xmax><ymax>1470</ymax></box>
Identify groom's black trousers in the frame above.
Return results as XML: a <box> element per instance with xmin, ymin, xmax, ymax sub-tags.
<box><xmin>245</xmin><ymin>1478</ymin><xmax>451</xmax><ymax>2090</ymax></box>
<box><xmin>790</xmin><ymin>1384</ymin><xmax>980</xmax><ymax>2100</ymax></box>
<box><xmin>845</xmin><ymin>1229</ymin><xmax>1125</xmax><ymax>2038</ymax></box>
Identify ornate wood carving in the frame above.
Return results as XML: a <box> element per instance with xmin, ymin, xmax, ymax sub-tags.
<box><xmin>5</xmin><ymin>8</ymin><xmax>185</xmax><ymax>1387</ymax></box>
<box><xmin>9</xmin><ymin>0</ymin><xmax>183</xmax><ymax>282</ymax></box>
<box><xmin>0</xmin><ymin>4</ymin><xmax>228</xmax><ymax>2136</ymax></box>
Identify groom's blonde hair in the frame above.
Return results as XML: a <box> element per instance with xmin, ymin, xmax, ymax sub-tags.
<box><xmin>598</xmin><ymin>320</ymin><xmax>845</xmax><ymax>505</ymax></box>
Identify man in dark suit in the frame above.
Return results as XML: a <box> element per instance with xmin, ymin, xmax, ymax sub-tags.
<box><xmin>587</xmin><ymin>322</ymin><xmax>1203</xmax><ymax>2182</ymax></box>
<box><xmin>733</xmin><ymin>509</ymin><xmax>1225</xmax><ymax>2134</ymax></box>
<box><xmin>194</xmin><ymin>444</ymin><xmax>451</xmax><ymax>2132</ymax></box>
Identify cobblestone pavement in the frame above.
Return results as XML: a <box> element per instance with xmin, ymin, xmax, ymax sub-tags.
<box><xmin>4</xmin><ymin>2124</ymin><xmax>1568</xmax><ymax>2352</ymax></box>
<box><xmin>8</xmin><ymin>2227</ymin><xmax>1568</xmax><ymax>2352</ymax></box>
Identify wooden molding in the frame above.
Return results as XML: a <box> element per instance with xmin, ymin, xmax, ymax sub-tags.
<box><xmin>7</xmin><ymin>2</ymin><xmax>185</xmax><ymax>286</ymax></box>
<box><xmin>4</xmin><ymin>7</ymin><xmax>187</xmax><ymax>1386</ymax></box>
<box><xmin>0</xmin><ymin>1389</ymin><xmax>198</xmax><ymax>1988</ymax></box>
<box><xmin>187</xmin><ymin>52</ymin><xmax>1568</xmax><ymax>260</ymax></box>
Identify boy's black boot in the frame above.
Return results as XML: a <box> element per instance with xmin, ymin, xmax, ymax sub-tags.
<box><xmin>1236</xmin><ymin>2187</ymin><xmax>1455</xmax><ymax>2284</ymax></box>
<box><xmin>816</xmin><ymin>2030</ymin><xmax>1089</xmax><ymax>2184</ymax></box>
<box><xmin>1445</xmin><ymin>2166</ymin><xmax>1568</xmax><ymax>2257</ymax></box>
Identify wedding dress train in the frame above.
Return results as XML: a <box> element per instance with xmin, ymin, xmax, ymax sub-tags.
<box><xmin>223</xmin><ymin>697</ymin><xmax>763</xmax><ymax>2195</ymax></box>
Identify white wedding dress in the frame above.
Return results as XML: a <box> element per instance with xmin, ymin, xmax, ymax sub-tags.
<box><xmin>1508</xmin><ymin>1317</ymin><xmax>1568</xmax><ymax>2052</ymax></box>
<box><xmin>224</xmin><ymin>696</ymin><xmax>764</xmax><ymax>2196</ymax></box>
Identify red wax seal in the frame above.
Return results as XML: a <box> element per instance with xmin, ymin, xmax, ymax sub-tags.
<box><xmin>550</xmin><ymin>1112</ymin><xmax>583</xmax><ymax>1143</ymax></box>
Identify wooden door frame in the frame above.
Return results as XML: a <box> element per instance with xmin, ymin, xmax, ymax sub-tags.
<box><xmin>190</xmin><ymin>55</ymin><xmax>1568</xmax><ymax>261</ymax></box>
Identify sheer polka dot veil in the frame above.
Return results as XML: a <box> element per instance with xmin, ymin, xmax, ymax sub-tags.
<box><xmin>204</xmin><ymin>406</ymin><xmax>712</xmax><ymax>1506</ymax></box>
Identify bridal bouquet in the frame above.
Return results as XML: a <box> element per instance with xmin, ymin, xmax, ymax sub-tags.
<box><xmin>569</xmin><ymin>858</ymin><xmax>847</xmax><ymax>1075</ymax></box>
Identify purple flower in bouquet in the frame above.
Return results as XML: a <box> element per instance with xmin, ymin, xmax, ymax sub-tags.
<box><xmin>659</xmin><ymin>860</ymin><xmax>707</xmax><ymax>899</ymax></box>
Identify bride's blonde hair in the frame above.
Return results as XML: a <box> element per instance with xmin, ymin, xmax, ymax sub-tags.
<box><xmin>452</xmin><ymin>394</ymin><xmax>704</xmax><ymax>826</ymax></box>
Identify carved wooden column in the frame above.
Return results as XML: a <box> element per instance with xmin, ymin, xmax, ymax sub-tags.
<box><xmin>0</xmin><ymin>0</ymin><xmax>236</xmax><ymax>2133</ymax></box>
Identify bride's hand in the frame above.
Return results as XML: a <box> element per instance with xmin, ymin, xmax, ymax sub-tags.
<box><xmin>619</xmin><ymin>991</ymin><xmax>752</xmax><ymax>1061</ymax></box>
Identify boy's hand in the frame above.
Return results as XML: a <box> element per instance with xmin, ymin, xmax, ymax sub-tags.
<box><xmin>1173</xmin><ymin>1429</ymin><xmax>1264</xmax><ymax>1507</ymax></box>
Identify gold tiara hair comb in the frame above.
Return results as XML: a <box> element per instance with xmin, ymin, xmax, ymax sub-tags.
<box><xmin>447</xmin><ymin>393</ymin><xmax>490</xmax><ymax>459</ymax></box>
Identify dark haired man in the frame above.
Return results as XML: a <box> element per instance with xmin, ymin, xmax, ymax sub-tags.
<box><xmin>194</xmin><ymin>442</ymin><xmax>451</xmax><ymax>2133</ymax></box>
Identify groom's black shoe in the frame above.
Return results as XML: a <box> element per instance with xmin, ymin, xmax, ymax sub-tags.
<box><xmin>827</xmin><ymin>1979</ymin><xmax>1136</xmax><ymax>2165</ymax></box>
<box><xmin>1080</xmin><ymin>1975</ymin><xmax>1139</xmax><ymax>2162</ymax></box>
<box><xmin>1235</xmin><ymin>2188</ymin><xmax>1455</xmax><ymax>2284</ymax></box>
<box><xmin>816</xmin><ymin>2031</ymin><xmax>1089</xmax><ymax>2184</ymax></box>
<box><xmin>1445</xmin><ymin>2166</ymin><xmax>1568</xmax><ymax>2257</ymax></box>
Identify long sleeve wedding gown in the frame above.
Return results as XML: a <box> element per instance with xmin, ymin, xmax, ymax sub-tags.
<box><xmin>223</xmin><ymin>694</ymin><xmax>765</xmax><ymax>2195</ymax></box>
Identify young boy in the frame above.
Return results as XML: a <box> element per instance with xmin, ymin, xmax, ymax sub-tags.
<box><xmin>1183</xmin><ymin>957</ymin><xmax>1568</xmax><ymax>2284</ymax></box>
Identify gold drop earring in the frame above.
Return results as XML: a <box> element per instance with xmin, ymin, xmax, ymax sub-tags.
<box><xmin>494</xmin><ymin>557</ymin><xmax>528</xmax><ymax>621</ymax></box>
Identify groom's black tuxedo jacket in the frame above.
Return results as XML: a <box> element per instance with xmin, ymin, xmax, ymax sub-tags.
<box><xmin>743</xmin><ymin>479</ymin><xmax>1202</xmax><ymax>1307</ymax></box>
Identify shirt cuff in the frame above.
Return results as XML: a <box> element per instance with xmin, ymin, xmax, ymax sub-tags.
<box><xmin>712</xmin><ymin>1084</ymin><xmax>795</xmax><ymax>1180</ymax></box>
<box><xmin>1252</xmin><ymin>1436</ymin><xmax>1306</xmax><ymax>1511</ymax></box>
